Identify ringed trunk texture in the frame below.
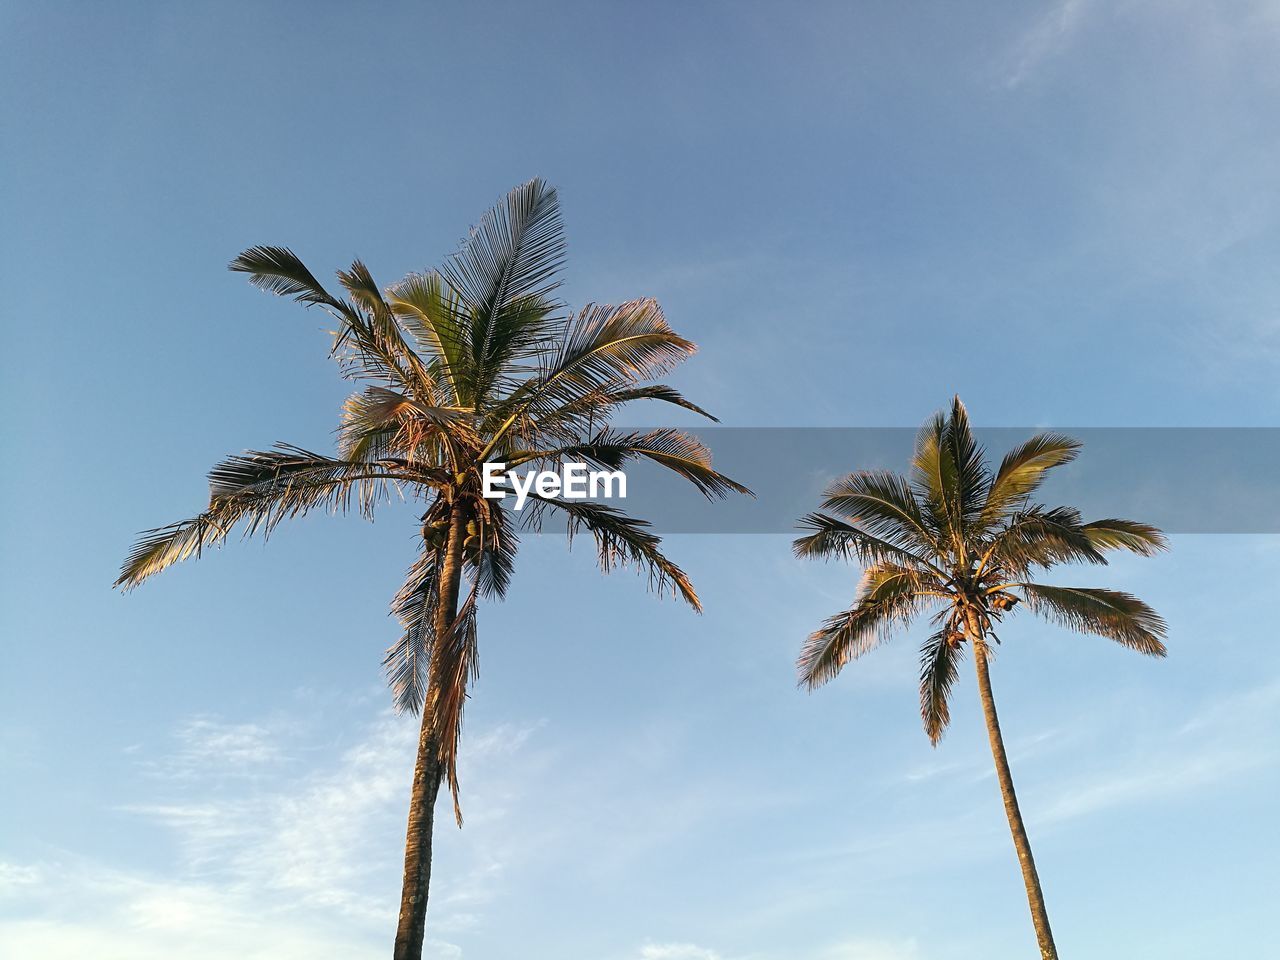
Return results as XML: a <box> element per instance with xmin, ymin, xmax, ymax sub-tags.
<box><xmin>971</xmin><ymin>632</ymin><xmax>1059</xmax><ymax>960</ymax></box>
<box><xmin>393</xmin><ymin>500</ymin><xmax>467</xmax><ymax>960</ymax></box>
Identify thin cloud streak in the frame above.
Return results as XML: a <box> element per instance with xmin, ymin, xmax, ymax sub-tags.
<box><xmin>0</xmin><ymin>711</ymin><xmax>546</xmax><ymax>958</ymax></box>
<box><xmin>1001</xmin><ymin>0</ymin><xmax>1095</xmax><ymax>89</ymax></box>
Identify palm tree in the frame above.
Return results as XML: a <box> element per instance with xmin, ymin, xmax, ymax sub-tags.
<box><xmin>794</xmin><ymin>397</ymin><xmax>1167</xmax><ymax>960</ymax></box>
<box><xmin>115</xmin><ymin>178</ymin><xmax>749</xmax><ymax>960</ymax></box>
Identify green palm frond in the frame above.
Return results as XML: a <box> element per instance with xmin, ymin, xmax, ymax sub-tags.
<box><xmin>116</xmin><ymin>446</ymin><xmax>405</xmax><ymax>589</ymax></box>
<box><xmin>506</xmin><ymin>428</ymin><xmax>750</xmax><ymax>500</ymax></box>
<box><xmin>472</xmin><ymin>298</ymin><xmax>700</xmax><ymax>463</ymax></box>
<box><xmin>470</xmin><ymin>500</ymin><xmax>517</xmax><ymax>600</ymax></box>
<box><xmin>230</xmin><ymin>246</ymin><xmax>429</xmax><ymax>395</ymax></box>
<box><xmin>229</xmin><ymin>245</ymin><xmax>341</xmax><ymax>307</ymax></box>
<box><xmin>981</xmin><ymin>433</ymin><xmax>1081</xmax><ymax>526</ymax></box>
<box><xmin>799</xmin><ymin>564</ymin><xmax>933</xmax><ymax>689</ymax></box>
<box><xmin>470</xmin><ymin>295</ymin><xmax>562</xmax><ymax>406</ymax></box>
<box><xmin>819</xmin><ymin>470</ymin><xmax>939</xmax><ymax>553</ymax></box>
<box><xmin>336</xmin><ymin>260</ymin><xmax>395</xmax><ymax>319</ymax></box>
<box><xmin>533</xmin><ymin>382</ymin><xmax>719</xmax><ymax>434</ymax></box>
<box><xmin>944</xmin><ymin>397</ymin><xmax>991</xmax><ymax>535</ymax></box>
<box><xmin>441</xmin><ymin>177</ymin><xmax>565</xmax><ymax>406</ymax></box>
<box><xmin>798</xmin><ymin>581</ymin><xmax>926</xmax><ymax>690</ymax></box>
<box><xmin>335</xmin><ymin>261</ymin><xmax>442</xmax><ymax>399</ymax></box>
<box><xmin>794</xmin><ymin>512</ymin><xmax>942</xmax><ymax>576</ymax></box>
<box><xmin>384</xmin><ymin>549</ymin><xmax>441</xmax><ymax>715</ymax></box>
<box><xmin>912</xmin><ymin>411</ymin><xmax>959</xmax><ymax>541</ymax></box>
<box><xmin>528</xmin><ymin>300</ymin><xmax>696</xmax><ymax>407</ymax></box>
<box><xmin>1017</xmin><ymin>583</ymin><xmax>1168</xmax><ymax>656</ymax></box>
<box><xmin>338</xmin><ymin>386</ymin><xmax>475</xmax><ymax>465</ymax></box>
<box><xmin>910</xmin><ymin>398</ymin><xmax>989</xmax><ymax>550</ymax></box>
<box><xmin>919</xmin><ymin>624</ymin><xmax>965</xmax><ymax>744</ymax></box>
<box><xmin>115</xmin><ymin>513</ymin><xmax>238</xmax><ymax>591</ymax></box>
<box><xmin>982</xmin><ymin>506</ymin><xmax>1107</xmax><ymax>576</ymax></box>
<box><xmin>586</xmin><ymin>384</ymin><xmax>719</xmax><ymax>421</ymax></box>
<box><xmin>387</xmin><ymin>270</ymin><xmax>468</xmax><ymax>406</ymax></box>
<box><xmin>441</xmin><ymin>176</ymin><xmax>566</xmax><ymax>329</ymax></box>
<box><xmin>1081</xmin><ymin>518</ymin><xmax>1169</xmax><ymax>556</ymax></box>
<box><xmin>520</xmin><ymin>495</ymin><xmax>700</xmax><ymax>610</ymax></box>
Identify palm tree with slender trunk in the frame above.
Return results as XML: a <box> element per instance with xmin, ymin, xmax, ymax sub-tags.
<box><xmin>115</xmin><ymin>178</ymin><xmax>749</xmax><ymax>959</ymax></box>
<box><xmin>794</xmin><ymin>397</ymin><xmax>1167</xmax><ymax>960</ymax></box>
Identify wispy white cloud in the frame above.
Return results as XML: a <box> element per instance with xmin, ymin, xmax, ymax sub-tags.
<box><xmin>1036</xmin><ymin>743</ymin><xmax>1264</xmax><ymax>823</ymax></box>
<box><xmin>0</xmin><ymin>858</ymin><xmax>383</xmax><ymax>960</ymax></box>
<box><xmin>1002</xmin><ymin>0</ymin><xmax>1096</xmax><ymax>89</ymax></box>
<box><xmin>1033</xmin><ymin>676</ymin><xmax>1280</xmax><ymax>824</ymax></box>
<box><xmin>131</xmin><ymin>715</ymin><xmax>285</xmax><ymax>782</ymax></box>
<box><xmin>638</xmin><ymin>943</ymin><xmax>724</xmax><ymax>960</ymax></box>
<box><xmin>0</xmin><ymin>862</ymin><xmax>41</xmax><ymax>894</ymax></box>
<box><xmin>0</xmin><ymin>709</ymin><xmax>545</xmax><ymax>958</ymax></box>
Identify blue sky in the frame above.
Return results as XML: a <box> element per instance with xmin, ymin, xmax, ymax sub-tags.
<box><xmin>3</xmin><ymin>1</ymin><xmax>1280</xmax><ymax>958</ymax></box>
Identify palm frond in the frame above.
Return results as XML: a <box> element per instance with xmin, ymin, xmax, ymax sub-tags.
<box><xmin>115</xmin><ymin>446</ymin><xmax>404</xmax><ymax>589</ymax></box>
<box><xmin>1081</xmin><ymin>518</ymin><xmax>1168</xmax><ymax>556</ymax></box>
<box><xmin>383</xmin><ymin>550</ymin><xmax>440</xmax><ymax>715</ymax></box>
<box><xmin>230</xmin><ymin>246</ymin><xmax>437</xmax><ymax>397</ymax></box>
<box><xmin>519</xmin><ymin>300</ymin><xmax>697</xmax><ymax>415</ymax></box>
<box><xmin>388</xmin><ymin>270</ymin><xmax>468</xmax><ymax>406</ymax></box>
<box><xmin>819</xmin><ymin>470</ymin><xmax>938</xmax><ymax>553</ymax></box>
<box><xmin>467</xmin><ymin>294</ymin><xmax>561</xmax><ymax>406</ymax></box>
<box><xmin>983</xmin><ymin>506</ymin><xmax>1107</xmax><ymax>576</ymax></box>
<box><xmin>207</xmin><ymin>444</ymin><xmax>399</xmax><ymax>526</ymax></box>
<box><xmin>115</xmin><ymin>513</ymin><xmax>237</xmax><ymax>591</ymax></box>
<box><xmin>944</xmin><ymin>396</ymin><xmax>990</xmax><ymax>519</ymax></box>
<box><xmin>919</xmin><ymin>624</ymin><xmax>965</xmax><ymax>744</ymax></box>
<box><xmin>798</xmin><ymin>580</ymin><xmax>925</xmax><ymax>690</ymax></box>
<box><xmin>335</xmin><ymin>261</ymin><xmax>442</xmax><ymax>400</ymax></box>
<box><xmin>911</xmin><ymin>412</ymin><xmax>962</xmax><ymax>547</ymax></box>
<box><xmin>860</xmin><ymin>562</ymin><xmax>944</xmax><ymax>600</ymax></box>
<box><xmin>519</xmin><ymin>495</ymin><xmax>700</xmax><ymax>610</ymax></box>
<box><xmin>472</xmin><ymin>298</ymin><xmax>700</xmax><ymax>466</ymax></box>
<box><xmin>442</xmin><ymin>176</ymin><xmax>566</xmax><ymax>328</ymax></box>
<box><xmin>910</xmin><ymin>399</ymin><xmax>989</xmax><ymax>550</ymax></box>
<box><xmin>229</xmin><ymin>246</ymin><xmax>341</xmax><ymax>307</ymax></box>
<box><xmin>1017</xmin><ymin>583</ymin><xmax>1168</xmax><ymax>656</ymax></box>
<box><xmin>339</xmin><ymin>386</ymin><xmax>474</xmax><ymax>464</ymax></box>
<box><xmin>429</xmin><ymin>581</ymin><xmax>480</xmax><ymax>827</ymax></box>
<box><xmin>506</xmin><ymin>428</ymin><xmax>749</xmax><ymax>500</ymax></box>
<box><xmin>794</xmin><ymin>512</ymin><xmax>942</xmax><ymax>576</ymax></box>
<box><xmin>441</xmin><ymin>178</ymin><xmax>566</xmax><ymax>404</ymax></box>
<box><xmin>470</xmin><ymin>500</ymin><xmax>518</xmax><ymax>600</ymax></box>
<box><xmin>537</xmin><ymin>382</ymin><xmax>719</xmax><ymax>431</ymax></box>
<box><xmin>981</xmin><ymin>433</ymin><xmax>1081</xmax><ymax>526</ymax></box>
<box><xmin>591</xmin><ymin>384</ymin><xmax>719</xmax><ymax>421</ymax></box>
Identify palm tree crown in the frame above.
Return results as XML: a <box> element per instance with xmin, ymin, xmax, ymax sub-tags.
<box><xmin>116</xmin><ymin>178</ymin><xmax>748</xmax><ymax>820</ymax></box>
<box><xmin>795</xmin><ymin>397</ymin><xmax>1168</xmax><ymax>741</ymax></box>
<box><xmin>794</xmin><ymin>398</ymin><xmax>1167</xmax><ymax>959</ymax></box>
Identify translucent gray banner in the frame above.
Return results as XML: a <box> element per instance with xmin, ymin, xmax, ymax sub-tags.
<box><xmin>577</xmin><ymin>428</ymin><xmax>1280</xmax><ymax>534</ymax></box>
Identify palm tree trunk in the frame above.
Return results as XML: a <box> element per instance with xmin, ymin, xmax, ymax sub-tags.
<box><xmin>393</xmin><ymin>499</ymin><xmax>467</xmax><ymax>960</ymax></box>
<box><xmin>971</xmin><ymin>634</ymin><xmax>1059</xmax><ymax>960</ymax></box>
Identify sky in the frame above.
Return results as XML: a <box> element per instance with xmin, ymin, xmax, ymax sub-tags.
<box><xmin>3</xmin><ymin>1</ymin><xmax>1280</xmax><ymax>958</ymax></box>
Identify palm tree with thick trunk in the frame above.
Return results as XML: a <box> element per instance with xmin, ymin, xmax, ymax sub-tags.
<box><xmin>794</xmin><ymin>397</ymin><xmax>1167</xmax><ymax>959</ymax></box>
<box><xmin>115</xmin><ymin>178</ymin><xmax>749</xmax><ymax>959</ymax></box>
